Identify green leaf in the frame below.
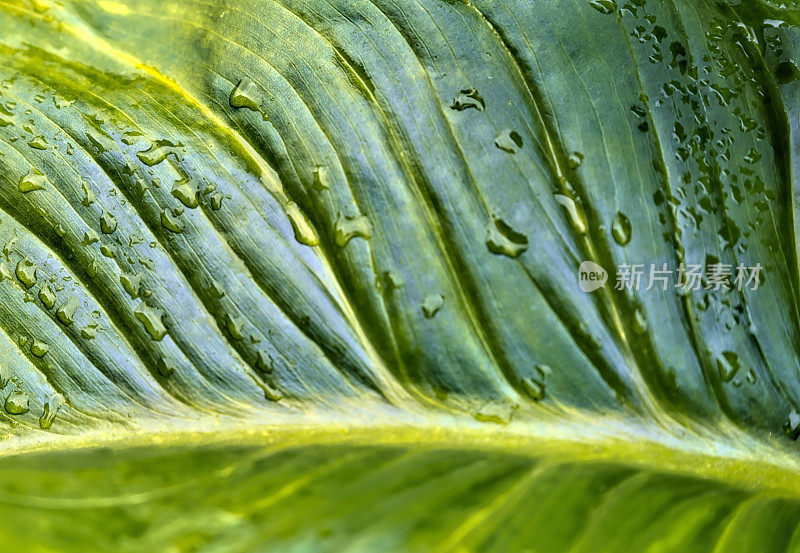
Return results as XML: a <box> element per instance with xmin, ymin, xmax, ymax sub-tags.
<box><xmin>1</xmin><ymin>0</ymin><xmax>800</xmax><ymax>550</ymax></box>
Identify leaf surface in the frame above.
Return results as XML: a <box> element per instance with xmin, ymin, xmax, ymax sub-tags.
<box><xmin>1</xmin><ymin>0</ymin><xmax>800</xmax><ymax>550</ymax></box>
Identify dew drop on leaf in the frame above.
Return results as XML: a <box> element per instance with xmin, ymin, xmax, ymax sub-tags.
<box><xmin>522</xmin><ymin>376</ymin><xmax>545</xmax><ymax>401</ymax></box>
<box><xmin>612</xmin><ymin>211</ymin><xmax>632</xmax><ymax>246</ymax></box>
<box><xmin>334</xmin><ymin>213</ymin><xmax>372</xmax><ymax>247</ymax></box>
<box><xmin>120</xmin><ymin>272</ymin><xmax>142</xmax><ymax>299</ymax></box>
<box><xmin>83</xmin><ymin>229</ymin><xmax>100</xmax><ymax>246</ymax></box>
<box><xmin>567</xmin><ymin>152</ymin><xmax>584</xmax><ymax>169</ymax></box>
<box><xmin>473</xmin><ymin>400</ymin><xmax>515</xmax><ymax>425</ymax></box>
<box><xmin>161</xmin><ymin>210</ymin><xmax>184</xmax><ymax>233</ymax></box>
<box><xmin>31</xmin><ymin>340</ymin><xmax>49</xmax><ymax>358</ymax></box>
<box><xmin>785</xmin><ymin>410</ymin><xmax>800</xmax><ymax>440</ymax></box>
<box><xmin>120</xmin><ymin>130</ymin><xmax>142</xmax><ymax>145</ymax></box>
<box><xmin>450</xmin><ymin>87</ymin><xmax>485</xmax><ymax>111</ymax></box>
<box><xmin>39</xmin><ymin>395</ymin><xmax>63</xmax><ymax>429</ymax></box>
<box><xmin>136</xmin><ymin>140</ymin><xmax>183</xmax><ymax>166</ymax></box>
<box><xmin>100</xmin><ymin>211</ymin><xmax>117</xmax><ymax>234</ymax></box>
<box><xmin>157</xmin><ymin>356</ymin><xmax>176</xmax><ymax>378</ymax></box>
<box><xmin>286</xmin><ymin>202</ymin><xmax>319</xmax><ymax>247</ymax></box>
<box><xmin>15</xmin><ymin>259</ymin><xmax>37</xmax><ymax>288</ymax></box>
<box><xmin>229</xmin><ymin>77</ymin><xmax>262</xmax><ymax>112</ymax></box>
<box><xmin>80</xmin><ymin>324</ymin><xmax>98</xmax><ymax>340</ymax></box>
<box><xmin>312</xmin><ymin>165</ymin><xmax>330</xmax><ymax>191</ymax></box>
<box><xmin>134</xmin><ymin>301</ymin><xmax>167</xmax><ymax>341</ymax></box>
<box><xmin>495</xmin><ymin>129</ymin><xmax>523</xmax><ymax>153</ymax></box>
<box><xmin>4</xmin><ymin>389</ymin><xmax>29</xmax><ymax>415</ymax></box>
<box><xmin>171</xmin><ymin>179</ymin><xmax>198</xmax><ymax>208</ymax></box>
<box><xmin>82</xmin><ymin>182</ymin><xmax>95</xmax><ymax>206</ymax></box>
<box><xmin>225</xmin><ymin>312</ymin><xmax>245</xmax><ymax>340</ymax></box>
<box><xmin>210</xmin><ymin>191</ymin><xmax>224</xmax><ymax>210</ymax></box>
<box><xmin>554</xmin><ymin>194</ymin><xmax>587</xmax><ymax>234</ymax></box>
<box><xmin>100</xmin><ymin>244</ymin><xmax>116</xmax><ymax>258</ymax></box>
<box><xmin>18</xmin><ymin>169</ymin><xmax>48</xmax><ymax>193</ymax></box>
<box><xmin>86</xmin><ymin>257</ymin><xmax>100</xmax><ymax>278</ymax></box>
<box><xmin>421</xmin><ymin>294</ymin><xmax>444</xmax><ymax>318</ymax></box>
<box><xmin>716</xmin><ymin>351</ymin><xmax>740</xmax><ymax>382</ymax></box>
<box><xmin>589</xmin><ymin>0</ymin><xmax>616</xmax><ymax>14</ymax></box>
<box><xmin>56</xmin><ymin>295</ymin><xmax>80</xmax><ymax>325</ymax></box>
<box><xmin>38</xmin><ymin>284</ymin><xmax>56</xmax><ymax>309</ymax></box>
<box><xmin>486</xmin><ymin>216</ymin><xmax>528</xmax><ymax>258</ymax></box>
<box><xmin>28</xmin><ymin>136</ymin><xmax>48</xmax><ymax>150</ymax></box>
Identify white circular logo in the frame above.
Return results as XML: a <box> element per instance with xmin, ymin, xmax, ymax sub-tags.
<box><xmin>578</xmin><ymin>261</ymin><xmax>608</xmax><ymax>292</ymax></box>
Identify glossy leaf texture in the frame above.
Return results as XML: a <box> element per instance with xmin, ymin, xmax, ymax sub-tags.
<box><xmin>2</xmin><ymin>0</ymin><xmax>800</xmax><ymax>550</ymax></box>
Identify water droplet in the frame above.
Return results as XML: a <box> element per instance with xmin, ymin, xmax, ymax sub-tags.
<box><xmin>83</xmin><ymin>229</ymin><xmax>100</xmax><ymax>246</ymax></box>
<box><xmin>136</xmin><ymin>140</ymin><xmax>183</xmax><ymax>166</ymax></box>
<box><xmin>255</xmin><ymin>350</ymin><xmax>274</xmax><ymax>374</ymax></box>
<box><xmin>2</xmin><ymin>235</ymin><xmax>15</xmax><ymax>260</ymax></box>
<box><xmin>19</xmin><ymin>169</ymin><xmax>48</xmax><ymax>193</ymax></box>
<box><xmin>81</xmin><ymin>324</ymin><xmax>98</xmax><ymax>340</ymax></box>
<box><xmin>589</xmin><ymin>0</ymin><xmax>616</xmax><ymax>14</ymax></box>
<box><xmin>39</xmin><ymin>284</ymin><xmax>56</xmax><ymax>309</ymax></box>
<box><xmin>312</xmin><ymin>165</ymin><xmax>330</xmax><ymax>191</ymax></box>
<box><xmin>31</xmin><ymin>340</ymin><xmax>49</xmax><ymax>358</ymax></box>
<box><xmin>53</xmin><ymin>95</ymin><xmax>73</xmax><ymax>109</ymax></box>
<box><xmin>716</xmin><ymin>351</ymin><xmax>740</xmax><ymax>382</ymax></box>
<box><xmin>121</xmin><ymin>130</ymin><xmax>142</xmax><ymax>145</ymax></box>
<box><xmin>4</xmin><ymin>389</ymin><xmax>28</xmax><ymax>415</ymax></box>
<box><xmin>225</xmin><ymin>312</ymin><xmax>245</xmax><ymax>340</ymax></box>
<box><xmin>86</xmin><ymin>257</ymin><xmax>99</xmax><ymax>278</ymax></box>
<box><xmin>120</xmin><ymin>272</ymin><xmax>142</xmax><ymax>299</ymax></box>
<box><xmin>450</xmin><ymin>87</ymin><xmax>485</xmax><ymax>111</ymax></box>
<box><xmin>39</xmin><ymin>395</ymin><xmax>62</xmax><ymax>429</ymax></box>
<box><xmin>285</xmin><ymin>202</ymin><xmax>319</xmax><ymax>246</ymax></box>
<box><xmin>522</xmin><ymin>376</ymin><xmax>545</xmax><ymax>401</ymax></box>
<box><xmin>210</xmin><ymin>192</ymin><xmax>224</xmax><ymax>210</ymax></box>
<box><xmin>554</xmin><ymin>194</ymin><xmax>587</xmax><ymax>234</ymax></box>
<box><xmin>15</xmin><ymin>259</ymin><xmax>37</xmax><ymax>288</ymax></box>
<box><xmin>495</xmin><ymin>129</ymin><xmax>523</xmax><ymax>153</ymax></box>
<box><xmin>82</xmin><ymin>182</ymin><xmax>95</xmax><ymax>206</ymax></box>
<box><xmin>28</xmin><ymin>136</ymin><xmax>47</xmax><ymax>150</ymax></box>
<box><xmin>56</xmin><ymin>295</ymin><xmax>80</xmax><ymax>325</ymax></box>
<box><xmin>473</xmin><ymin>400</ymin><xmax>515</xmax><ymax>425</ymax></box>
<box><xmin>334</xmin><ymin>213</ymin><xmax>372</xmax><ymax>247</ymax></box>
<box><xmin>100</xmin><ymin>211</ymin><xmax>117</xmax><ymax>234</ymax></box>
<box><xmin>171</xmin><ymin>179</ymin><xmax>198</xmax><ymax>208</ymax></box>
<box><xmin>567</xmin><ymin>152</ymin><xmax>584</xmax><ymax>169</ymax></box>
<box><xmin>134</xmin><ymin>301</ymin><xmax>167</xmax><ymax>341</ymax></box>
<box><xmin>421</xmin><ymin>294</ymin><xmax>444</xmax><ymax>318</ymax></box>
<box><xmin>157</xmin><ymin>356</ymin><xmax>175</xmax><ymax>378</ymax></box>
<box><xmin>161</xmin><ymin>210</ymin><xmax>183</xmax><ymax>233</ymax></box>
<box><xmin>486</xmin><ymin>216</ymin><xmax>528</xmax><ymax>258</ymax></box>
<box><xmin>612</xmin><ymin>211</ymin><xmax>632</xmax><ymax>246</ymax></box>
<box><xmin>230</xmin><ymin>78</ymin><xmax>262</xmax><ymax>112</ymax></box>
<box><xmin>785</xmin><ymin>410</ymin><xmax>800</xmax><ymax>440</ymax></box>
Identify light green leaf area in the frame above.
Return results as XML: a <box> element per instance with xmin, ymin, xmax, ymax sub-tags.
<box><xmin>1</xmin><ymin>0</ymin><xmax>800</xmax><ymax>550</ymax></box>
